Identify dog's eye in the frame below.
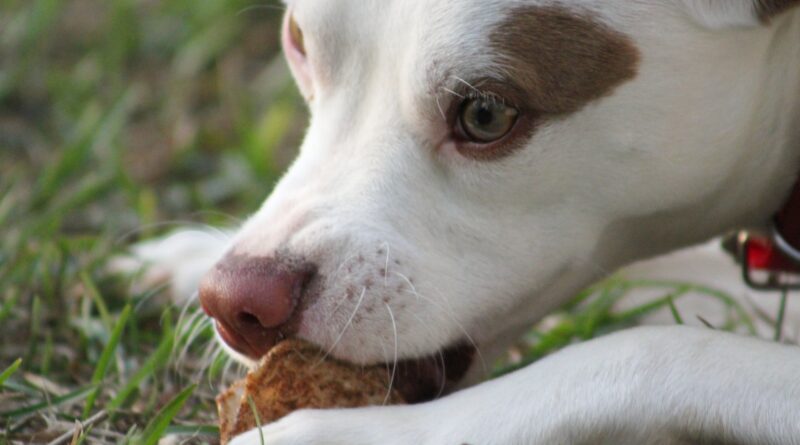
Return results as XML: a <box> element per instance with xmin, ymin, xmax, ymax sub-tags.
<box><xmin>458</xmin><ymin>99</ymin><xmax>519</xmax><ymax>143</ymax></box>
<box><xmin>288</xmin><ymin>14</ymin><xmax>306</xmax><ymax>56</ymax></box>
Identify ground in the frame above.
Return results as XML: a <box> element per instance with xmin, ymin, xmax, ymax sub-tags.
<box><xmin>0</xmin><ymin>1</ymin><xmax>764</xmax><ymax>444</ymax></box>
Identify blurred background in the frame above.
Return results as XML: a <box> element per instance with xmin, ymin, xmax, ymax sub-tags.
<box><xmin>0</xmin><ymin>0</ymin><xmax>307</xmax><ymax>443</ymax></box>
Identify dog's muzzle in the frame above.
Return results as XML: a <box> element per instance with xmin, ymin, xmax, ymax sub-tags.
<box><xmin>199</xmin><ymin>253</ymin><xmax>317</xmax><ymax>358</ymax></box>
<box><xmin>199</xmin><ymin>252</ymin><xmax>476</xmax><ymax>403</ymax></box>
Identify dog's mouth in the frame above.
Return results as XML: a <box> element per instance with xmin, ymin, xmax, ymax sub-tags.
<box><xmin>388</xmin><ymin>342</ymin><xmax>476</xmax><ymax>404</ymax></box>
<box><xmin>217</xmin><ymin>321</ymin><xmax>476</xmax><ymax>404</ymax></box>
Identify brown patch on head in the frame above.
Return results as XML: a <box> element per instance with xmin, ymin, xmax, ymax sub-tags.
<box><xmin>490</xmin><ymin>6</ymin><xmax>640</xmax><ymax>116</ymax></box>
<box><xmin>755</xmin><ymin>0</ymin><xmax>800</xmax><ymax>22</ymax></box>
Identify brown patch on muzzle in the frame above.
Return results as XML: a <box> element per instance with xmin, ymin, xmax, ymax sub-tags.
<box><xmin>490</xmin><ymin>6</ymin><xmax>640</xmax><ymax>116</ymax></box>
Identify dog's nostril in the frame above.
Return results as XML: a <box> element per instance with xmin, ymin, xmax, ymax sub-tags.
<box><xmin>199</xmin><ymin>254</ymin><xmax>317</xmax><ymax>358</ymax></box>
<box><xmin>237</xmin><ymin>312</ymin><xmax>262</xmax><ymax>327</ymax></box>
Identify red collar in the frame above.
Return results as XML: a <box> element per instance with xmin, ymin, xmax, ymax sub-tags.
<box><xmin>738</xmin><ymin>177</ymin><xmax>800</xmax><ymax>290</ymax></box>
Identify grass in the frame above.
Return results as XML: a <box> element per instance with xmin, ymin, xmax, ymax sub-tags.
<box><xmin>1</xmin><ymin>1</ymin><xmax>302</xmax><ymax>443</ymax></box>
<box><xmin>0</xmin><ymin>1</ymin><xmax>769</xmax><ymax>444</ymax></box>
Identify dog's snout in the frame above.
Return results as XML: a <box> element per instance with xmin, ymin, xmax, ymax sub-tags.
<box><xmin>199</xmin><ymin>254</ymin><xmax>316</xmax><ymax>358</ymax></box>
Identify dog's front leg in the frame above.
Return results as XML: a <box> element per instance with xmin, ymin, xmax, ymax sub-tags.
<box><xmin>231</xmin><ymin>326</ymin><xmax>800</xmax><ymax>445</ymax></box>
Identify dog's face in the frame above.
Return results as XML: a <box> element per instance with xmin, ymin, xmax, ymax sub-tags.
<box><xmin>200</xmin><ymin>0</ymin><xmax>797</xmax><ymax>400</ymax></box>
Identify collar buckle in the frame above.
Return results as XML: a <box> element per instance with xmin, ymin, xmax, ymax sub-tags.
<box><xmin>736</xmin><ymin>228</ymin><xmax>800</xmax><ymax>291</ymax></box>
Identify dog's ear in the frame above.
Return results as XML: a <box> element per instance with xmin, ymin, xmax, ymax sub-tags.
<box><xmin>682</xmin><ymin>0</ymin><xmax>799</xmax><ymax>29</ymax></box>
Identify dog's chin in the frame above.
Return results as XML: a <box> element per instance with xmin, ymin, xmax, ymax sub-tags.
<box><xmin>216</xmin><ymin>329</ymin><xmax>475</xmax><ymax>404</ymax></box>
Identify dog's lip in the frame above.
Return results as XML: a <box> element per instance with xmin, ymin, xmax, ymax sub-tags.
<box><xmin>215</xmin><ymin>321</ymin><xmax>274</xmax><ymax>359</ymax></box>
<box><xmin>390</xmin><ymin>342</ymin><xmax>476</xmax><ymax>404</ymax></box>
<box><xmin>214</xmin><ymin>317</ymin><xmax>476</xmax><ymax>403</ymax></box>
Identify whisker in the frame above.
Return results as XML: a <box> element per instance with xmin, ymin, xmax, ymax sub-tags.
<box><xmin>236</xmin><ymin>3</ymin><xmax>286</xmax><ymax>16</ymax></box>
<box><xmin>393</xmin><ymin>272</ymin><xmax>489</xmax><ymax>377</ymax></box>
<box><xmin>132</xmin><ymin>282</ymin><xmax>170</xmax><ymax>313</ymax></box>
<box><xmin>220</xmin><ymin>353</ymin><xmax>241</xmax><ymax>385</ymax></box>
<box><xmin>176</xmin><ymin>304</ymin><xmax>205</xmax><ymax>336</ymax></box>
<box><xmin>178</xmin><ymin>314</ymin><xmax>213</xmax><ymax>366</ymax></box>
<box><xmin>175</xmin><ymin>291</ymin><xmax>201</xmax><ymax>337</ymax></box>
<box><xmin>435</xmin><ymin>348</ymin><xmax>447</xmax><ymax>399</ymax></box>
<box><xmin>383</xmin><ymin>303</ymin><xmax>399</xmax><ymax>405</ymax></box>
<box><xmin>382</xmin><ymin>241</ymin><xmax>391</xmax><ymax>287</ymax></box>
<box><xmin>427</xmin><ymin>284</ymin><xmax>490</xmax><ymax>377</ymax></box>
<box><xmin>452</xmin><ymin>75</ymin><xmax>479</xmax><ymax>93</ymax></box>
<box><xmin>113</xmin><ymin>222</ymin><xmax>232</xmax><ymax>246</ymax></box>
<box><xmin>195</xmin><ymin>338</ymin><xmax>223</xmax><ymax>384</ymax></box>
<box><xmin>435</xmin><ymin>95</ymin><xmax>446</xmax><ymax>121</ymax></box>
<box><xmin>442</xmin><ymin>87</ymin><xmax>464</xmax><ymax>99</ymax></box>
<box><xmin>325</xmin><ymin>252</ymin><xmax>361</xmax><ymax>318</ymax></box>
<box><xmin>377</xmin><ymin>340</ymin><xmax>393</xmax><ymax>389</ymax></box>
<box><xmin>316</xmin><ymin>287</ymin><xmax>367</xmax><ymax>366</ymax></box>
<box><xmin>187</xmin><ymin>210</ymin><xmax>244</xmax><ymax>226</ymax></box>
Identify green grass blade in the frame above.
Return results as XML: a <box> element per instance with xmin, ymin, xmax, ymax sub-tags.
<box><xmin>32</xmin><ymin>87</ymin><xmax>137</xmax><ymax>209</ymax></box>
<box><xmin>0</xmin><ymin>358</ymin><xmax>23</xmax><ymax>387</ymax></box>
<box><xmin>247</xmin><ymin>395</ymin><xmax>266</xmax><ymax>445</ymax></box>
<box><xmin>82</xmin><ymin>304</ymin><xmax>132</xmax><ymax>418</ymax></box>
<box><xmin>80</xmin><ymin>271</ymin><xmax>113</xmax><ymax>330</ymax></box>
<box><xmin>668</xmin><ymin>295</ymin><xmax>685</xmax><ymax>325</ymax></box>
<box><xmin>2</xmin><ymin>380</ymin><xmax>41</xmax><ymax>397</ymax></box>
<box><xmin>574</xmin><ymin>281</ymin><xmax>630</xmax><ymax>339</ymax></box>
<box><xmin>139</xmin><ymin>384</ymin><xmax>196</xmax><ymax>445</ymax></box>
<box><xmin>27</xmin><ymin>173</ymin><xmax>117</xmax><ymax>236</ymax></box>
<box><xmin>1</xmin><ymin>385</ymin><xmax>97</xmax><ymax>419</ymax></box>
<box><xmin>25</xmin><ymin>295</ymin><xmax>42</xmax><ymax>361</ymax></box>
<box><xmin>623</xmin><ymin>279</ymin><xmax>757</xmax><ymax>334</ymax></box>
<box><xmin>774</xmin><ymin>289</ymin><xmax>788</xmax><ymax>342</ymax></box>
<box><xmin>0</xmin><ymin>290</ymin><xmax>19</xmax><ymax>323</ymax></box>
<box><xmin>106</xmin><ymin>328</ymin><xmax>174</xmax><ymax>412</ymax></box>
<box><xmin>609</xmin><ymin>287</ymin><xmax>691</xmax><ymax>326</ymax></box>
<box><xmin>164</xmin><ymin>424</ymin><xmax>219</xmax><ymax>437</ymax></box>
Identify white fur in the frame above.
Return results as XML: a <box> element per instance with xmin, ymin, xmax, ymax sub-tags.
<box><xmin>231</xmin><ymin>326</ymin><xmax>800</xmax><ymax>444</ymax></box>
<box><xmin>681</xmin><ymin>0</ymin><xmax>763</xmax><ymax>28</ymax></box>
<box><xmin>127</xmin><ymin>0</ymin><xmax>800</xmax><ymax>442</ymax></box>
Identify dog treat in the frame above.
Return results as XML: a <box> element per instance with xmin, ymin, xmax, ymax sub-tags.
<box><xmin>217</xmin><ymin>339</ymin><xmax>405</xmax><ymax>444</ymax></box>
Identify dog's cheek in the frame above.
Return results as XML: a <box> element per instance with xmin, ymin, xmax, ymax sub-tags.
<box><xmin>287</xmin><ymin>247</ymin><xmax>427</xmax><ymax>363</ymax></box>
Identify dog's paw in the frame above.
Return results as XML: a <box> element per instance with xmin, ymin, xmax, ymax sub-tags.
<box><xmin>109</xmin><ymin>229</ymin><xmax>231</xmax><ymax>306</ymax></box>
<box><xmin>228</xmin><ymin>406</ymin><xmax>427</xmax><ymax>445</ymax></box>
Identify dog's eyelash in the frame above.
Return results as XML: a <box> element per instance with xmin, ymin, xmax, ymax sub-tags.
<box><xmin>441</xmin><ymin>84</ymin><xmax>505</xmax><ymax>106</ymax></box>
<box><xmin>463</xmin><ymin>90</ymin><xmax>506</xmax><ymax>106</ymax></box>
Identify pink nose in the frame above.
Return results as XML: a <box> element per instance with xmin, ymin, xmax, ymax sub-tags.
<box><xmin>199</xmin><ymin>254</ymin><xmax>316</xmax><ymax>358</ymax></box>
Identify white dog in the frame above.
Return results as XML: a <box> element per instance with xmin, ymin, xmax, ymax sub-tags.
<box><xmin>129</xmin><ymin>0</ymin><xmax>800</xmax><ymax>443</ymax></box>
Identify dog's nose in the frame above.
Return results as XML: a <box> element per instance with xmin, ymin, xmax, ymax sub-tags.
<box><xmin>199</xmin><ymin>255</ymin><xmax>316</xmax><ymax>358</ymax></box>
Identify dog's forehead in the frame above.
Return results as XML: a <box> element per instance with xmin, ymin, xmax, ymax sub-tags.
<box><xmin>284</xmin><ymin>0</ymin><xmax>643</xmax><ymax>141</ymax></box>
<box><xmin>411</xmin><ymin>1</ymin><xmax>640</xmax><ymax>114</ymax></box>
<box><xmin>295</xmin><ymin>0</ymin><xmax>639</xmax><ymax>116</ymax></box>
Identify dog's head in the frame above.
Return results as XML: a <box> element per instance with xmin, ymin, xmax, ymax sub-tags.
<box><xmin>199</xmin><ymin>0</ymin><xmax>800</xmax><ymax>401</ymax></box>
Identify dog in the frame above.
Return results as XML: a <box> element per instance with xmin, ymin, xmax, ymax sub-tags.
<box><xmin>126</xmin><ymin>0</ymin><xmax>800</xmax><ymax>443</ymax></box>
